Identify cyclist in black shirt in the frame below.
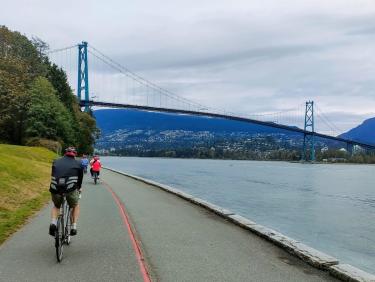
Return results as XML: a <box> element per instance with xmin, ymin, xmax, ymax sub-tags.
<box><xmin>49</xmin><ymin>147</ymin><xmax>83</xmax><ymax>236</ymax></box>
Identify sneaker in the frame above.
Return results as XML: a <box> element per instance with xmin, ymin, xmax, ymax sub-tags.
<box><xmin>70</xmin><ymin>228</ymin><xmax>77</xmax><ymax>236</ymax></box>
<box><xmin>49</xmin><ymin>224</ymin><xmax>57</xmax><ymax>236</ymax></box>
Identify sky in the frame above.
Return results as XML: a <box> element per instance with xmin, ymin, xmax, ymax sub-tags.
<box><xmin>2</xmin><ymin>0</ymin><xmax>375</xmax><ymax>133</ymax></box>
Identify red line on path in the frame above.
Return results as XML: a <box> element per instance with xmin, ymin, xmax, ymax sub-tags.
<box><xmin>103</xmin><ymin>181</ymin><xmax>151</xmax><ymax>282</ymax></box>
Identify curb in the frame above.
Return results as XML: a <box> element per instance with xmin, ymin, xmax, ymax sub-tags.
<box><xmin>329</xmin><ymin>264</ymin><xmax>375</xmax><ymax>282</ymax></box>
<box><xmin>104</xmin><ymin>167</ymin><xmax>375</xmax><ymax>282</ymax></box>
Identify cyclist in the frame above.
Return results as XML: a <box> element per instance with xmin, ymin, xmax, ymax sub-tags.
<box><xmin>90</xmin><ymin>155</ymin><xmax>102</xmax><ymax>178</ymax></box>
<box><xmin>81</xmin><ymin>154</ymin><xmax>89</xmax><ymax>174</ymax></box>
<box><xmin>49</xmin><ymin>147</ymin><xmax>83</xmax><ymax>237</ymax></box>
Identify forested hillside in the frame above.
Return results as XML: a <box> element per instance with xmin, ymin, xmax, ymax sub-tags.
<box><xmin>0</xmin><ymin>26</ymin><xmax>98</xmax><ymax>153</ymax></box>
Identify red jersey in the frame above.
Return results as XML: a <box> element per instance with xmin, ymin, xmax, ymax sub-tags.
<box><xmin>91</xmin><ymin>159</ymin><xmax>102</xmax><ymax>172</ymax></box>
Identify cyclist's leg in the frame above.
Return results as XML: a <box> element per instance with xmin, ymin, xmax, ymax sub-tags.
<box><xmin>66</xmin><ymin>190</ymin><xmax>80</xmax><ymax>235</ymax></box>
<box><xmin>50</xmin><ymin>193</ymin><xmax>62</xmax><ymax>235</ymax></box>
<box><xmin>72</xmin><ymin>205</ymin><xmax>80</xmax><ymax>224</ymax></box>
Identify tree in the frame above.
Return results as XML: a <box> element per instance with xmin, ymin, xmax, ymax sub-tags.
<box><xmin>46</xmin><ymin>64</ymin><xmax>76</xmax><ymax>111</ymax></box>
<box><xmin>0</xmin><ymin>26</ymin><xmax>47</xmax><ymax>144</ymax></box>
<box><xmin>75</xmin><ymin>110</ymin><xmax>100</xmax><ymax>154</ymax></box>
<box><xmin>31</xmin><ymin>36</ymin><xmax>49</xmax><ymax>57</ymax></box>
<box><xmin>46</xmin><ymin>62</ymin><xmax>99</xmax><ymax>154</ymax></box>
<box><xmin>0</xmin><ymin>26</ymin><xmax>99</xmax><ymax>153</ymax></box>
<box><xmin>26</xmin><ymin>77</ymin><xmax>77</xmax><ymax>147</ymax></box>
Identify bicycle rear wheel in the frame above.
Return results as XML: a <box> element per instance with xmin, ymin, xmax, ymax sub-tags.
<box><xmin>94</xmin><ymin>172</ymin><xmax>97</xmax><ymax>184</ymax></box>
<box><xmin>55</xmin><ymin>216</ymin><xmax>64</xmax><ymax>262</ymax></box>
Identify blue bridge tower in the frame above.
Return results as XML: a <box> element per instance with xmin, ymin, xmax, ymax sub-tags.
<box><xmin>77</xmin><ymin>41</ymin><xmax>89</xmax><ymax>112</ymax></box>
<box><xmin>302</xmin><ymin>101</ymin><xmax>315</xmax><ymax>161</ymax></box>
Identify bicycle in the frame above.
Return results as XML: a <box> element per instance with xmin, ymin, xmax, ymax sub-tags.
<box><xmin>55</xmin><ymin>193</ymin><xmax>71</xmax><ymax>262</ymax></box>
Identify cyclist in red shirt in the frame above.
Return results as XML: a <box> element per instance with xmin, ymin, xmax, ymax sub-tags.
<box><xmin>90</xmin><ymin>155</ymin><xmax>102</xmax><ymax>178</ymax></box>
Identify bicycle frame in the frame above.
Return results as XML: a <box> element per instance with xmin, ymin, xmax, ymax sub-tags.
<box><xmin>55</xmin><ymin>194</ymin><xmax>71</xmax><ymax>262</ymax></box>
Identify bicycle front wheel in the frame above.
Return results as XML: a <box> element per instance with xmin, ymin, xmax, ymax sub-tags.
<box><xmin>55</xmin><ymin>216</ymin><xmax>64</xmax><ymax>262</ymax></box>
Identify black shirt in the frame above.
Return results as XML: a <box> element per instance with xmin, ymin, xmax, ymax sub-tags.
<box><xmin>50</xmin><ymin>156</ymin><xmax>83</xmax><ymax>194</ymax></box>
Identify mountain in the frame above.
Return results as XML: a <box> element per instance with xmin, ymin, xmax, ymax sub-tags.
<box><xmin>93</xmin><ymin>109</ymin><xmax>306</xmax><ymax>159</ymax></box>
<box><xmin>92</xmin><ymin>109</ymin><xmax>373</xmax><ymax>160</ymax></box>
<box><xmin>340</xmin><ymin>117</ymin><xmax>375</xmax><ymax>145</ymax></box>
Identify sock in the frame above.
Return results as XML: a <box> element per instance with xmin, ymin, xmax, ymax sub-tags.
<box><xmin>72</xmin><ymin>223</ymin><xmax>77</xmax><ymax>229</ymax></box>
<box><xmin>51</xmin><ymin>219</ymin><xmax>57</xmax><ymax>225</ymax></box>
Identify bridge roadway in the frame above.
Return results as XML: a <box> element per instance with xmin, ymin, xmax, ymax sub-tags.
<box><xmin>0</xmin><ymin>169</ymin><xmax>338</xmax><ymax>282</ymax></box>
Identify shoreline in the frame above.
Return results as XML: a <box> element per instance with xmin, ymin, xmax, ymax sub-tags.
<box><xmin>101</xmin><ymin>155</ymin><xmax>375</xmax><ymax>166</ymax></box>
<box><xmin>104</xmin><ymin>166</ymin><xmax>375</xmax><ymax>282</ymax></box>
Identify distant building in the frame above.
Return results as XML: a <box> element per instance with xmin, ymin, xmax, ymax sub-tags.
<box><xmin>353</xmin><ymin>145</ymin><xmax>365</xmax><ymax>154</ymax></box>
<box><xmin>328</xmin><ymin>157</ymin><xmax>346</xmax><ymax>163</ymax></box>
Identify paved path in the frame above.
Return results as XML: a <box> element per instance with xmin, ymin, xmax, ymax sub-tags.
<box><xmin>0</xmin><ymin>169</ymin><xmax>339</xmax><ymax>281</ymax></box>
<box><xmin>0</xmin><ymin>176</ymin><xmax>144</xmax><ymax>282</ymax></box>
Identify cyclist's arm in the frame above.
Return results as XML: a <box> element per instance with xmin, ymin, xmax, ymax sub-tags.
<box><xmin>77</xmin><ymin>166</ymin><xmax>83</xmax><ymax>189</ymax></box>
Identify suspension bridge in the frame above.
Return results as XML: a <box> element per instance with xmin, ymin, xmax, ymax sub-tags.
<box><xmin>48</xmin><ymin>42</ymin><xmax>375</xmax><ymax>161</ymax></box>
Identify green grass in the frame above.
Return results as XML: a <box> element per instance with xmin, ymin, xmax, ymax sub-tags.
<box><xmin>0</xmin><ymin>144</ymin><xmax>57</xmax><ymax>244</ymax></box>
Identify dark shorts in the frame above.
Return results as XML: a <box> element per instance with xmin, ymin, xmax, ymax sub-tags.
<box><xmin>51</xmin><ymin>190</ymin><xmax>80</xmax><ymax>208</ymax></box>
<box><xmin>90</xmin><ymin>168</ymin><xmax>100</xmax><ymax>175</ymax></box>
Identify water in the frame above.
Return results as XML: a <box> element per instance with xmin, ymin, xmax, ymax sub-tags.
<box><xmin>102</xmin><ymin>156</ymin><xmax>375</xmax><ymax>273</ymax></box>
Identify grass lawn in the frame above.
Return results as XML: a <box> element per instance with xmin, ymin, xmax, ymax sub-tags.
<box><xmin>0</xmin><ymin>144</ymin><xmax>57</xmax><ymax>244</ymax></box>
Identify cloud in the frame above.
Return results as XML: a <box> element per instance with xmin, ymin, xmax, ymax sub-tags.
<box><xmin>2</xmin><ymin>0</ymin><xmax>375</xmax><ymax>133</ymax></box>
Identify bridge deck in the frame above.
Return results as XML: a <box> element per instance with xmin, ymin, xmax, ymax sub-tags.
<box><xmin>0</xmin><ymin>170</ymin><xmax>339</xmax><ymax>281</ymax></box>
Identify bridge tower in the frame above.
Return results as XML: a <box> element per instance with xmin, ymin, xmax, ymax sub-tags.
<box><xmin>346</xmin><ymin>142</ymin><xmax>354</xmax><ymax>157</ymax></box>
<box><xmin>302</xmin><ymin>101</ymin><xmax>315</xmax><ymax>161</ymax></box>
<box><xmin>77</xmin><ymin>41</ymin><xmax>89</xmax><ymax>112</ymax></box>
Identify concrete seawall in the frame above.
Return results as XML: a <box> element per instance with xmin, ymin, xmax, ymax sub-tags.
<box><xmin>104</xmin><ymin>167</ymin><xmax>375</xmax><ymax>282</ymax></box>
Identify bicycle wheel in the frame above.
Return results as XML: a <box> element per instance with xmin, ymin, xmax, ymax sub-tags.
<box><xmin>94</xmin><ymin>172</ymin><xmax>97</xmax><ymax>184</ymax></box>
<box><xmin>55</xmin><ymin>216</ymin><xmax>64</xmax><ymax>262</ymax></box>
